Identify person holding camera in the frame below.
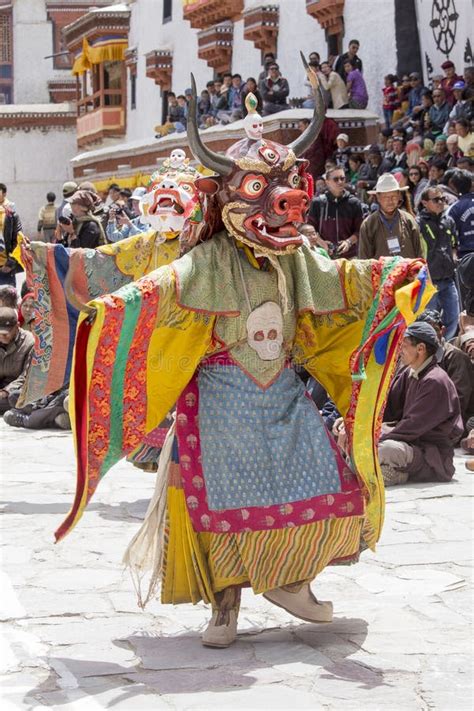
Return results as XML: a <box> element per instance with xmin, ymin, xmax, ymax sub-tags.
<box><xmin>60</xmin><ymin>190</ymin><xmax>105</xmax><ymax>249</ymax></box>
<box><xmin>307</xmin><ymin>165</ymin><xmax>363</xmax><ymax>259</ymax></box>
<box><xmin>106</xmin><ymin>187</ymin><xmax>149</xmax><ymax>243</ymax></box>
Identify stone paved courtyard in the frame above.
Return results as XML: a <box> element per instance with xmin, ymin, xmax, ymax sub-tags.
<box><xmin>1</xmin><ymin>421</ymin><xmax>472</xmax><ymax>710</ymax></box>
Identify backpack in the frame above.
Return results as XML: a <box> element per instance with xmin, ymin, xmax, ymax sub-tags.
<box><xmin>42</xmin><ymin>204</ymin><xmax>58</xmax><ymax>230</ymax></box>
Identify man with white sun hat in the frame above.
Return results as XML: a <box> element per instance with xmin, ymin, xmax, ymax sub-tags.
<box><xmin>358</xmin><ymin>173</ymin><xmax>423</xmax><ymax>259</ymax></box>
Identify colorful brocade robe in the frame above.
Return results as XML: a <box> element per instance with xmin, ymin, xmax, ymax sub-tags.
<box><xmin>19</xmin><ymin>230</ymin><xmax>180</xmax><ymax>406</ymax></box>
<box><xmin>56</xmin><ymin>232</ymin><xmax>433</xmax><ymax>598</ymax></box>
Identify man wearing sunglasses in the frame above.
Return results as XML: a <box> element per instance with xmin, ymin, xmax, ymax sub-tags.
<box><xmin>307</xmin><ymin>165</ymin><xmax>363</xmax><ymax>258</ymax></box>
<box><xmin>417</xmin><ymin>186</ymin><xmax>460</xmax><ymax>339</ymax></box>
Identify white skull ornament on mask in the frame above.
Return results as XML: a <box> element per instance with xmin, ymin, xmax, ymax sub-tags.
<box><xmin>243</xmin><ymin>92</ymin><xmax>264</xmax><ymax>141</ymax></box>
<box><xmin>246</xmin><ymin>301</ymin><xmax>284</xmax><ymax>361</ymax></box>
<box><xmin>168</xmin><ymin>148</ymin><xmax>187</xmax><ymax>170</ymax></box>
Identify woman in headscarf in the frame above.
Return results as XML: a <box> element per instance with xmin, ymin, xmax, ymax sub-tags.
<box><xmin>18</xmin><ymin>292</ymin><xmax>35</xmax><ymax>332</ymax></box>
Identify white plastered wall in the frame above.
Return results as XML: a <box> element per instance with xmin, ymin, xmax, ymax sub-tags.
<box><xmin>0</xmin><ymin>126</ymin><xmax>76</xmax><ymax>235</ymax></box>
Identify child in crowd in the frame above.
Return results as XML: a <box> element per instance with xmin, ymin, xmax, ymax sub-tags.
<box><xmin>382</xmin><ymin>74</ymin><xmax>399</xmax><ymax>129</ymax></box>
<box><xmin>333</xmin><ymin>133</ymin><xmax>351</xmax><ymax>171</ymax></box>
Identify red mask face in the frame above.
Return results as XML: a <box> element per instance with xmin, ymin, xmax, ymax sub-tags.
<box><xmin>195</xmin><ymin>139</ymin><xmax>310</xmax><ymax>254</ymax></box>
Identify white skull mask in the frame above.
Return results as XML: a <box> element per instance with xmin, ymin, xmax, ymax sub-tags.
<box><xmin>243</xmin><ymin>112</ymin><xmax>264</xmax><ymax>141</ymax></box>
<box><xmin>169</xmin><ymin>149</ymin><xmax>187</xmax><ymax>169</ymax></box>
<box><xmin>139</xmin><ymin>177</ymin><xmax>192</xmax><ymax>235</ymax></box>
<box><xmin>246</xmin><ymin>301</ymin><xmax>283</xmax><ymax>361</ymax></box>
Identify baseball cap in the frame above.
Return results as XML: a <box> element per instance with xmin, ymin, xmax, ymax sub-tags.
<box><xmin>336</xmin><ymin>133</ymin><xmax>349</xmax><ymax>143</ymax></box>
<box><xmin>404</xmin><ymin>322</ymin><xmax>439</xmax><ymax>348</ymax></box>
<box><xmin>62</xmin><ymin>181</ymin><xmax>78</xmax><ymax>197</ymax></box>
<box><xmin>131</xmin><ymin>187</ymin><xmax>147</xmax><ymax>201</ymax></box>
<box><xmin>0</xmin><ymin>307</ymin><xmax>18</xmax><ymax>334</ymax></box>
<box><xmin>409</xmin><ymin>72</ymin><xmax>420</xmax><ymax>79</ymax></box>
<box><xmin>453</xmin><ymin>81</ymin><xmax>465</xmax><ymax>90</ymax></box>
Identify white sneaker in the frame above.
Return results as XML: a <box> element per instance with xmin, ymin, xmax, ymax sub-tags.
<box><xmin>201</xmin><ymin>608</ymin><xmax>238</xmax><ymax>648</ymax></box>
<box><xmin>263</xmin><ymin>584</ymin><xmax>333</xmax><ymax>623</ymax></box>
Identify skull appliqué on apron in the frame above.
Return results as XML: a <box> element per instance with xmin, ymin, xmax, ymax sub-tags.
<box><xmin>246</xmin><ymin>301</ymin><xmax>283</xmax><ymax>361</ymax></box>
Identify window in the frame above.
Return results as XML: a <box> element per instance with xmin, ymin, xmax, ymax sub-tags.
<box><xmin>163</xmin><ymin>0</ymin><xmax>172</xmax><ymax>23</ymax></box>
<box><xmin>52</xmin><ymin>21</ymin><xmax>73</xmax><ymax>70</ymax></box>
<box><xmin>130</xmin><ymin>72</ymin><xmax>136</xmax><ymax>110</ymax></box>
<box><xmin>0</xmin><ymin>10</ymin><xmax>13</xmax><ymax>103</ymax></box>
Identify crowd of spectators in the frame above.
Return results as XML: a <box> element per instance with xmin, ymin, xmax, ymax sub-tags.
<box><xmin>154</xmin><ymin>40</ymin><xmax>370</xmax><ymax>137</ymax></box>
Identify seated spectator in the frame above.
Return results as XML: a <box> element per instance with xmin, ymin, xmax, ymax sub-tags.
<box><xmin>440</xmin><ymin>60</ymin><xmax>463</xmax><ymax>106</ymax></box>
<box><xmin>411</xmin><ymin>88</ymin><xmax>433</xmax><ymax>133</ymax></box>
<box><xmin>218</xmin><ymin>73</ymin><xmax>244</xmax><ymax>124</ymax></box>
<box><xmin>37</xmin><ymin>192</ymin><xmax>57</xmax><ymax>243</ymax></box>
<box><xmin>447</xmin><ymin>169</ymin><xmax>474</xmax><ymax>257</ymax></box>
<box><xmin>428</xmin><ymin>158</ymin><xmax>448</xmax><ymax>185</ymax></box>
<box><xmin>0</xmin><ymin>307</ymin><xmax>34</xmax><ymax>414</ymax></box>
<box><xmin>214</xmin><ymin>73</ymin><xmax>233</xmax><ymax>122</ymax></box>
<box><xmin>318</xmin><ymin>62</ymin><xmax>349</xmax><ymax>109</ymax></box>
<box><xmin>61</xmin><ymin>190</ymin><xmax>105</xmax><ymax>249</ymax></box>
<box><xmin>417</xmin><ymin>186</ymin><xmax>459</xmax><ymax>339</ymax></box>
<box><xmin>18</xmin><ymin>292</ymin><xmax>35</xmax><ymax>333</ymax></box>
<box><xmin>447</xmin><ymin>81</ymin><xmax>473</xmax><ymax>126</ymax></box>
<box><xmin>334</xmin><ymin>39</ymin><xmax>363</xmax><ymax>81</ymax></box>
<box><xmin>408</xmin><ymin>165</ymin><xmax>429</xmax><ymax>208</ymax></box>
<box><xmin>358</xmin><ymin>173</ymin><xmax>423</xmax><ymax>258</ymax></box>
<box><xmin>455</xmin><ymin>118</ymin><xmax>474</xmax><ymax>157</ymax></box>
<box><xmin>308</xmin><ymin>164</ymin><xmax>363</xmax><ymax>258</ymax></box>
<box><xmin>456</xmin><ymin>155</ymin><xmax>473</xmax><ymax>172</ymax></box>
<box><xmin>458</xmin><ymin>330</ymin><xmax>474</xmax><ymax>363</ymax></box>
<box><xmin>196</xmin><ymin>89</ymin><xmax>212</xmax><ymax>127</ymax></box>
<box><xmin>259</xmin><ymin>62</ymin><xmax>289</xmax><ymax>116</ymax></box>
<box><xmin>357</xmin><ymin>145</ymin><xmax>384</xmax><ymax>195</ymax></box>
<box><xmin>3</xmin><ymin>386</ymin><xmax>71</xmax><ymax>430</ymax></box>
<box><xmin>302</xmin><ymin>53</ymin><xmax>322</xmax><ymax>108</ymax></box>
<box><xmin>333</xmin><ymin>133</ymin><xmax>351</xmax><ymax>171</ymax></box>
<box><xmin>446</xmin><ymin>134</ymin><xmax>462</xmax><ymax>167</ymax></box>
<box><xmin>379</xmin><ymin>322</ymin><xmax>463</xmax><ymax>486</ymax></box>
<box><xmin>417</xmin><ymin>310</ymin><xmax>474</xmax><ymax>430</ymax></box>
<box><xmin>154</xmin><ymin>93</ymin><xmax>186</xmax><ymax>137</ymax></box>
<box><xmin>429</xmin><ymin>88</ymin><xmax>450</xmax><ymax>136</ymax></box>
<box><xmin>382</xmin><ymin>74</ymin><xmax>399</xmax><ymax>129</ymax></box>
<box><xmin>242</xmin><ymin>78</ymin><xmax>263</xmax><ymax>116</ymax></box>
<box><xmin>432</xmin><ymin>134</ymin><xmax>449</xmax><ymax>162</ymax></box>
<box><xmin>392</xmin><ymin>74</ymin><xmax>411</xmax><ymax>124</ymax></box>
<box><xmin>0</xmin><ymin>285</ymin><xmax>18</xmax><ymax>309</ymax></box>
<box><xmin>106</xmin><ymin>187</ymin><xmax>148</xmax><ymax>243</ymax></box>
<box><xmin>344</xmin><ymin>60</ymin><xmax>368</xmax><ymax>109</ymax></box>
<box><xmin>406</xmin><ymin>72</ymin><xmax>426</xmax><ymax>119</ymax></box>
<box><xmin>257</xmin><ymin>52</ymin><xmax>276</xmax><ymax>83</ymax></box>
<box><xmin>347</xmin><ymin>153</ymin><xmax>364</xmax><ymax>187</ymax></box>
<box><xmin>381</xmin><ymin>136</ymin><xmax>408</xmax><ymax>171</ymax></box>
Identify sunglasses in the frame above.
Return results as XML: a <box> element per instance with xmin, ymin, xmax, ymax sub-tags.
<box><xmin>429</xmin><ymin>196</ymin><xmax>446</xmax><ymax>203</ymax></box>
<box><xmin>329</xmin><ymin>176</ymin><xmax>346</xmax><ymax>182</ymax></box>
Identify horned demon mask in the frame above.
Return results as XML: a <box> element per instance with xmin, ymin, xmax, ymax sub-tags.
<box><xmin>187</xmin><ymin>53</ymin><xmax>325</xmax><ymax>255</ymax></box>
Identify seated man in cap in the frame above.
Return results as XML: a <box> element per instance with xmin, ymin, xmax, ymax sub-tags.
<box><xmin>0</xmin><ymin>307</ymin><xmax>34</xmax><ymax>414</ymax></box>
<box><xmin>441</xmin><ymin>60</ymin><xmax>463</xmax><ymax>106</ymax></box>
<box><xmin>417</xmin><ymin>310</ymin><xmax>474</xmax><ymax>432</ymax></box>
<box><xmin>358</xmin><ymin>173</ymin><xmax>423</xmax><ymax>259</ymax></box>
<box><xmin>379</xmin><ymin>322</ymin><xmax>463</xmax><ymax>486</ymax></box>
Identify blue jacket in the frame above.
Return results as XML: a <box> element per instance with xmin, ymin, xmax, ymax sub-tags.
<box><xmin>448</xmin><ymin>193</ymin><xmax>474</xmax><ymax>256</ymax></box>
<box><xmin>106</xmin><ymin>216</ymin><xmax>148</xmax><ymax>243</ymax></box>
